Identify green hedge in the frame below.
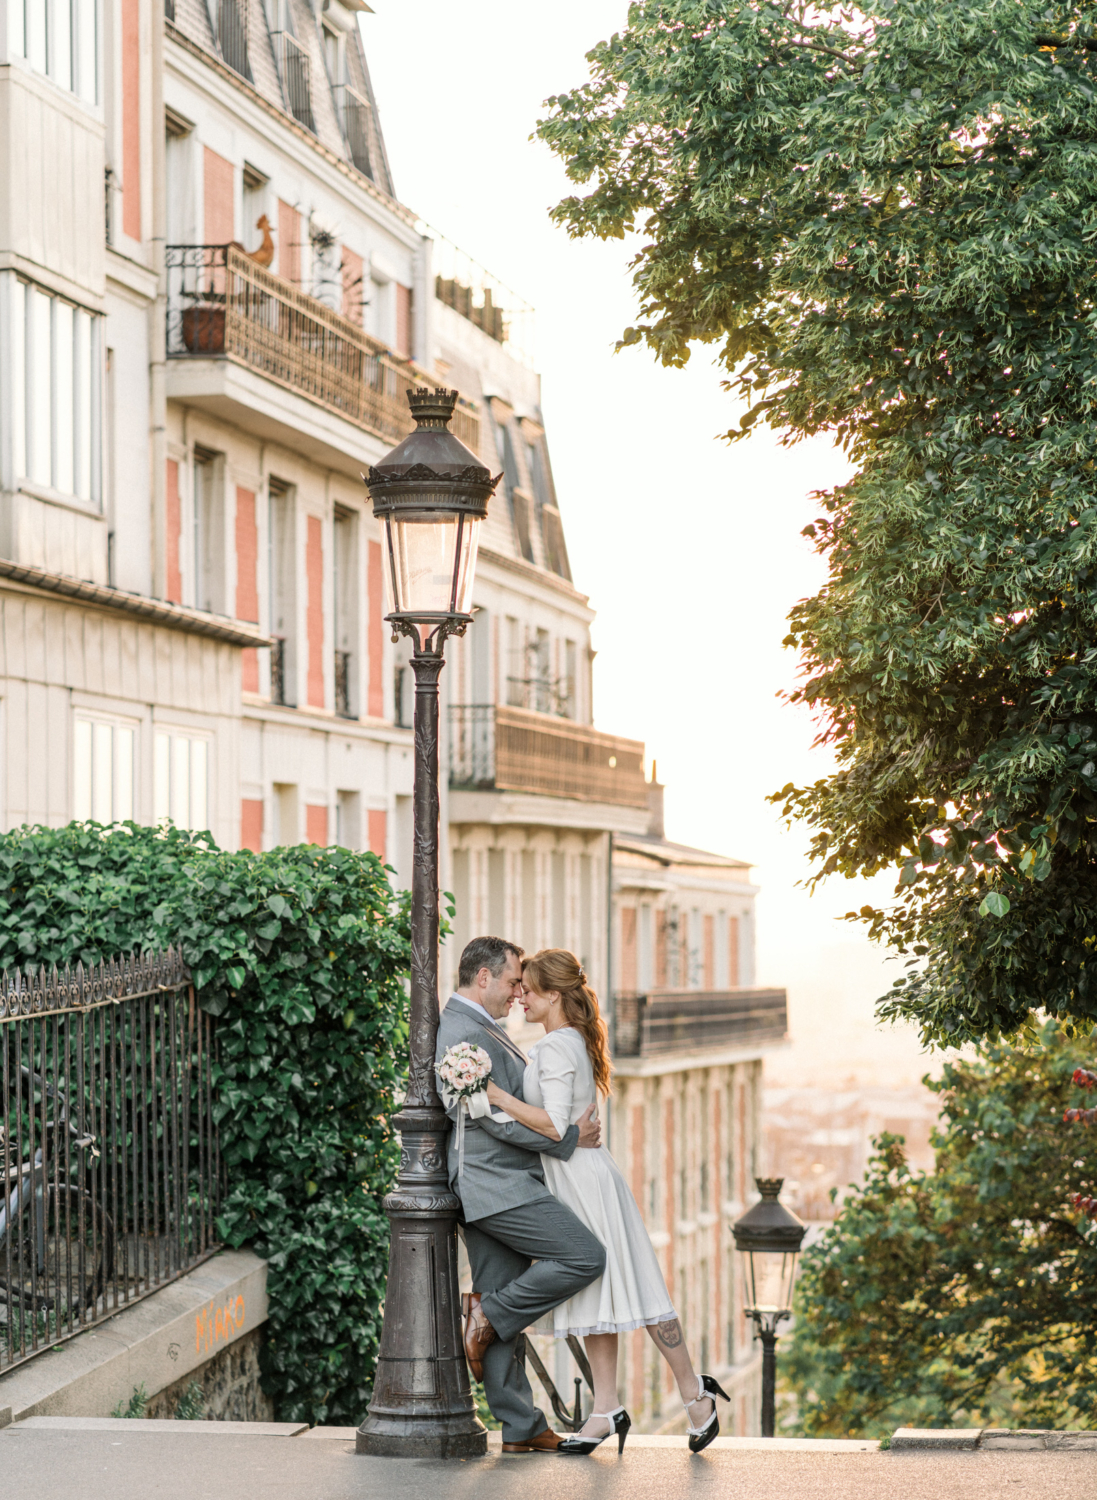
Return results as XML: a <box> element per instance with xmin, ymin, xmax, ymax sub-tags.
<box><xmin>0</xmin><ymin>822</ymin><xmax>409</xmax><ymax>1424</ymax></box>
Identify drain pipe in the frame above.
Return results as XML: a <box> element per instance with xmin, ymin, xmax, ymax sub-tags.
<box><xmin>149</xmin><ymin>0</ymin><xmax>167</xmax><ymax>598</ymax></box>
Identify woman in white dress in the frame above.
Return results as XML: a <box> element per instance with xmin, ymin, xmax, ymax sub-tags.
<box><xmin>485</xmin><ymin>947</ymin><xmax>729</xmax><ymax>1455</ymax></box>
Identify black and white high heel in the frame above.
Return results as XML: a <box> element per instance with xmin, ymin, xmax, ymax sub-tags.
<box><xmin>685</xmin><ymin>1373</ymin><xmax>730</xmax><ymax>1454</ymax></box>
<box><xmin>558</xmin><ymin>1405</ymin><xmax>631</xmax><ymax>1455</ymax></box>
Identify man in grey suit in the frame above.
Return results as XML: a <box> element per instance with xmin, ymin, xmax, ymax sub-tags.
<box><xmin>436</xmin><ymin>935</ymin><xmax>606</xmax><ymax>1453</ymax></box>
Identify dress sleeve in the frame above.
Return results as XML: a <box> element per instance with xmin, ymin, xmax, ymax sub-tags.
<box><xmin>534</xmin><ymin>1034</ymin><xmax>579</xmax><ymax>1141</ymax></box>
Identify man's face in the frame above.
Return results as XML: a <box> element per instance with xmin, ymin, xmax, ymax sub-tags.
<box><xmin>479</xmin><ymin>953</ymin><xmax>524</xmax><ymax>1020</ymax></box>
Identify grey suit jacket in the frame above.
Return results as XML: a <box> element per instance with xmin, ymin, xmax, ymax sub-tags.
<box><xmin>435</xmin><ymin>996</ymin><xmax>579</xmax><ymax>1222</ymax></box>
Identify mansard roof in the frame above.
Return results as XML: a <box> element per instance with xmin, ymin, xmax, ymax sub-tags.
<box><xmin>168</xmin><ymin>0</ymin><xmax>396</xmax><ymax>199</ymax></box>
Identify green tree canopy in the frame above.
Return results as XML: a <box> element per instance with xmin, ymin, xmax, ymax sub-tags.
<box><xmin>539</xmin><ymin>1</ymin><xmax>1097</xmax><ymax>1044</ymax></box>
<box><xmin>786</xmin><ymin>1025</ymin><xmax>1097</xmax><ymax>1436</ymax></box>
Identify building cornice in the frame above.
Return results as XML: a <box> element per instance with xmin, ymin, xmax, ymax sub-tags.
<box><xmin>242</xmin><ymin>700</ymin><xmax>413</xmax><ymax>745</ymax></box>
<box><xmin>165</xmin><ymin>25</ymin><xmax>417</xmax><ymax>232</ymax></box>
<box><xmin>0</xmin><ymin>560</ymin><xmax>270</xmax><ymax>647</ymax></box>
<box><xmin>612</xmin><ymin>1039</ymin><xmax>788</xmax><ymax>1078</ymax></box>
<box><xmin>477</xmin><ymin>547</ymin><xmax>591</xmax><ymax>609</ymax></box>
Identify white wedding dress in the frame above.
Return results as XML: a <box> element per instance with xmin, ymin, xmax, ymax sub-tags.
<box><xmin>524</xmin><ymin>1026</ymin><xmax>676</xmax><ymax>1337</ymax></box>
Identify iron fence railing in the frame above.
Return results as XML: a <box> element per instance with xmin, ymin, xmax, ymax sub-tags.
<box><xmin>165</xmin><ymin>244</ymin><xmax>481</xmax><ymax>455</ymax></box>
<box><xmin>613</xmin><ymin>988</ymin><xmax>788</xmax><ymax>1059</ymax></box>
<box><xmin>448</xmin><ymin>704</ymin><xmax>650</xmax><ymax>808</ymax></box>
<box><xmin>0</xmin><ymin>950</ymin><xmax>220</xmax><ymax>1375</ymax></box>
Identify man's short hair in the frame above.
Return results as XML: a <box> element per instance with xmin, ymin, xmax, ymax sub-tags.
<box><xmin>458</xmin><ymin>935</ymin><xmax>524</xmax><ymax>989</ymax></box>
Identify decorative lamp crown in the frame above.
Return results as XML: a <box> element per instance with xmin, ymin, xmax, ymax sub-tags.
<box><xmin>731</xmin><ymin>1178</ymin><xmax>807</xmax><ymax>1254</ymax></box>
<box><xmin>407</xmin><ymin>387</ymin><xmax>461</xmax><ymax>429</ymax></box>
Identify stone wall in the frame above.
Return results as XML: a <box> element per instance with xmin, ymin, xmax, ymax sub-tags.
<box><xmin>145</xmin><ymin>1328</ymin><xmax>273</xmax><ymax>1421</ymax></box>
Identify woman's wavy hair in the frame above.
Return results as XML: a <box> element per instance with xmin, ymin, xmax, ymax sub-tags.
<box><xmin>522</xmin><ymin>948</ymin><xmax>613</xmax><ymax>1097</ymax></box>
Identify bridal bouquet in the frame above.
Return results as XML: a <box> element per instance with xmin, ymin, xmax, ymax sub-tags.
<box><xmin>437</xmin><ymin>1043</ymin><xmax>494</xmax><ymax>1177</ymax></box>
<box><xmin>438</xmin><ymin>1042</ymin><xmax>493</xmax><ymax>1100</ymax></box>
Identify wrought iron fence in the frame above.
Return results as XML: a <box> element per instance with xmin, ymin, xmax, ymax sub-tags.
<box><xmin>0</xmin><ymin>951</ymin><xmax>220</xmax><ymax>1375</ymax></box>
<box><xmin>164</xmin><ymin>244</ymin><xmax>481</xmax><ymax>456</ymax></box>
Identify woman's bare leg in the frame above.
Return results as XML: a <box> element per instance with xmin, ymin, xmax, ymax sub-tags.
<box><xmin>578</xmin><ymin>1332</ymin><xmax>620</xmax><ymax>1437</ymax></box>
<box><xmin>646</xmin><ymin>1318</ymin><xmax>713</xmax><ymax>1428</ymax></box>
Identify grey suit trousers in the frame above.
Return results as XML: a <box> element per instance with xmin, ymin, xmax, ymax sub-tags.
<box><xmin>464</xmin><ymin>1194</ymin><xmax>606</xmax><ymax>1444</ymax></box>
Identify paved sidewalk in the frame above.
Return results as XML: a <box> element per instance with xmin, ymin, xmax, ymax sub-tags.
<box><xmin>1</xmin><ymin>1421</ymin><xmax>1092</xmax><ymax>1500</ymax></box>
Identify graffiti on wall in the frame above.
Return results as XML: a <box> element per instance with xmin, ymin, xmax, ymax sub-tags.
<box><xmin>196</xmin><ymin>1294</ymin><xmax>247</xmax><ymax>1356</ymax></box>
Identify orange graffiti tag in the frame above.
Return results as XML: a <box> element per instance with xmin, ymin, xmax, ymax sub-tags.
<box><xmin>195</xmin><ymin>1293</ymin><xmax>246</xmax><ymax>1356</ymax></box>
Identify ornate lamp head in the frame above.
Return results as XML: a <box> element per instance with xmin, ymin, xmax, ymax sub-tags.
<box><xmin>732</xmin><ymin>1177</ymin><xmax>807</xmax><ymax>1321</ymax></box>
<box><xmin>364</xmin><ymin>389</ymin><xmax>500</xmax><ymax>643</ymax></box>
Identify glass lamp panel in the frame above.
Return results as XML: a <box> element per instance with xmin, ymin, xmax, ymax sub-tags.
<box><xmin>453</xmin><ymin>516</ymin><xmax>481</xmax><ymax>615</ymax></box>
<box><xmin>388</xmin><ymin>515</ymin><xmax>462</xmax><ymax>615</ymax></box>
<box><xmin>745</xmin><ymin>1249</ymin><xmax>799</xmax><ymax>1312</ymax></box>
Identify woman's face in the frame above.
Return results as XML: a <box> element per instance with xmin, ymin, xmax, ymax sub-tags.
<box><xmin>520</xmin><ymin>980</ymin><xmax>555</xmax><ymax>1028</ymax></box>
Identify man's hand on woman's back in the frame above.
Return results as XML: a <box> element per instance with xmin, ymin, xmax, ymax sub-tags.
<box><xmin>576</xmin><ymin>1103</ymin><xmax>601</xmax><ymax>1149</ymax></box>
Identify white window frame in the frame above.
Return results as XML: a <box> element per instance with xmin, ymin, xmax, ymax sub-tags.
<box><xmin>8</xmin><ymin>274</ymin><xmax>101</xmax><ymax>506</ymax></box>
<box><xmin>154</xmin><ymin>727</ymin><xmax>211</xmax><ymax>832</ymax></box>
<box><xmin>8</xmin><ymin>0</ymin><xmax>98</xmax><ymax>104</ymax></box>
<box><xmin>73</xmin><ymin>713</ymin><xmax>135</xmax><ymax>824</ymax></box>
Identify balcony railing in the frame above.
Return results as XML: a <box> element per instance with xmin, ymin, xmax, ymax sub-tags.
<box><xmin>270</xmin><ymin>636</ymin><xmax>287</xmax><ymax>706</ymax></box>
<box><xmin>449</xmin><ymin>704</ymin><xmax>648</xmax><ymax>809</ymax></box>
<box><xmin>613</xmin><ymin>989</ymin><xmax>788</xmax><ymax>1060</ymax></box>
<box><xmin>334</xmin><ymin>648</ymin><xmax>353</xmax><ymax>718</ymax></box>
<box><xmin>165</xmin><ymin>244</ymin><xmax>480</xmax><ymax>454</ymax></box>
<box><xmin>217</xmin><ymin>0</ymin><xmax>251</xmax><ymax>81</ymax></box>
<box><xmin>339</xmin><ymin>84</ymin><xmax>375</xmax><ymax>179</ymax></box>
<box><xmin>274</xmin><ymin>32</ymin><xmax>313</xmax><ymax>131</ymax></box>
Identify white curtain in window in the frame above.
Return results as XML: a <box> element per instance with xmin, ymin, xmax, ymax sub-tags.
<box><xmin>74</xmin><ymin>718</ymin><xmax>134</xmax><ymax>823</ymax></box>
<box><xmin>12</xmin><ymin>0</ymin><xmax>97</xmax><ymax>103</ymax></box>
<box><xmin>26</xmin><ymin>286</ymin><xmax>51</xmax><ymax>486</ymax></box>
<box><xmin>14</xmin><ymin>280</ymin><xmax>99</xmax><ymax>502</ymax></box>
<box><xmin>155</xmin><ymin>729</ymin><xmax>210</xmax><ymax>831</ymax></box>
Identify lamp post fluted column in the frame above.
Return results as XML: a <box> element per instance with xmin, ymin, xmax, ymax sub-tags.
<box><xmin>356</xmin><ymin>387</ymin><xmax>499</xmax><ymax>1459</ymax></box>
<box><xmin>356</xmin><ymin>627</ymin><xmax>485</xmax><ymax>1458</ymax></box>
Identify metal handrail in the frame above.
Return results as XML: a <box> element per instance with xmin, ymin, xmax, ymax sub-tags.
<box><xmin>1</xmin><ymin>950</ymin><xmax>220</xmax><ymax>1375</ymax></box>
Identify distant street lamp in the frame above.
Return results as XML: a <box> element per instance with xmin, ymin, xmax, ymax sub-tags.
<box><xmin>732</xmin><ymin>1177</ymin><xmax>807</xmax><ymax>1438</ymax></box>
<box><xmin>357</xmin><ymin>388</ymin><xmax>499</xmax><ymax>1458</ymax></box>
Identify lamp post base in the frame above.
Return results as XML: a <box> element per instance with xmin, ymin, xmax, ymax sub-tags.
<box><xmin>356</xmin><ymin>1417</ymin><xmax>488</xmax><ymax>1459</ymax></box>
<box><xmin>356</xmin><ymin>1106</ymin><xmax>487</xmax><ymax>1459</ymax></box>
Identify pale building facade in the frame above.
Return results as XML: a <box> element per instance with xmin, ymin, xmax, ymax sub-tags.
<box><xmin>0</xmin><ymin>0</ymin><xmax>788</xmax><ymax>1435</ymax></box>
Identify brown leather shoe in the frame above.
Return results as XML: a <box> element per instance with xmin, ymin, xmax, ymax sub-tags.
<box><xmin>502</xmin><ymin>1428</ymin><xmax>564</xmax><ymax>1453</ymax></box>
<box><xmin>461</xmin><ymin>1291</ymin><xmax>496</xmax><ymax>1382</ymax></box>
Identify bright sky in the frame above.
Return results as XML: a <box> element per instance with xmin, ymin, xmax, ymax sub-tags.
<box><xmin>366</xmin><ymin>1</ymin><xmax>922</xmax><ymax>1067</ymax></box>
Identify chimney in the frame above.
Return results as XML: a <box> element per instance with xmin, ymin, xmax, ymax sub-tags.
<box><xmin>647</xmin><ymin>759</ymin><xmax>665</xmax><ymax>839</ymax></box>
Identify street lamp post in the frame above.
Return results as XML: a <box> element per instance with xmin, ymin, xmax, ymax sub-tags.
<box><xmin>732</xmin><ymin>1178</ymin><xmax>807</xmax><ymax>1438</ymax></box>
<box><xmin>356</xmin><ymin>388</ymin><xmax>500</xmax><ymax>1458</ymax></box>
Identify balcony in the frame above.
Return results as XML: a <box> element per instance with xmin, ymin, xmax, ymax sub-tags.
<box><xmin>165</xmin><ymin>245</ymin><xmax>480</xmax><ymax>454</ymax></box>
<box><xmin>613</xmin><ymin>989</ymin><xmax>788</xmax><ymax>1060</ymax></box>
<box><xmin>449</xmin><ymin>704</ymin><xmax>648</xmax><ymax>809</ymax></box>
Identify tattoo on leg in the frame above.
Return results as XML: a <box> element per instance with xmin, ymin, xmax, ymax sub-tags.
<box><xmin>656</xmin><ymin>1318</ymin><xmax>683</xmax><ymax>1349</ymax></box>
